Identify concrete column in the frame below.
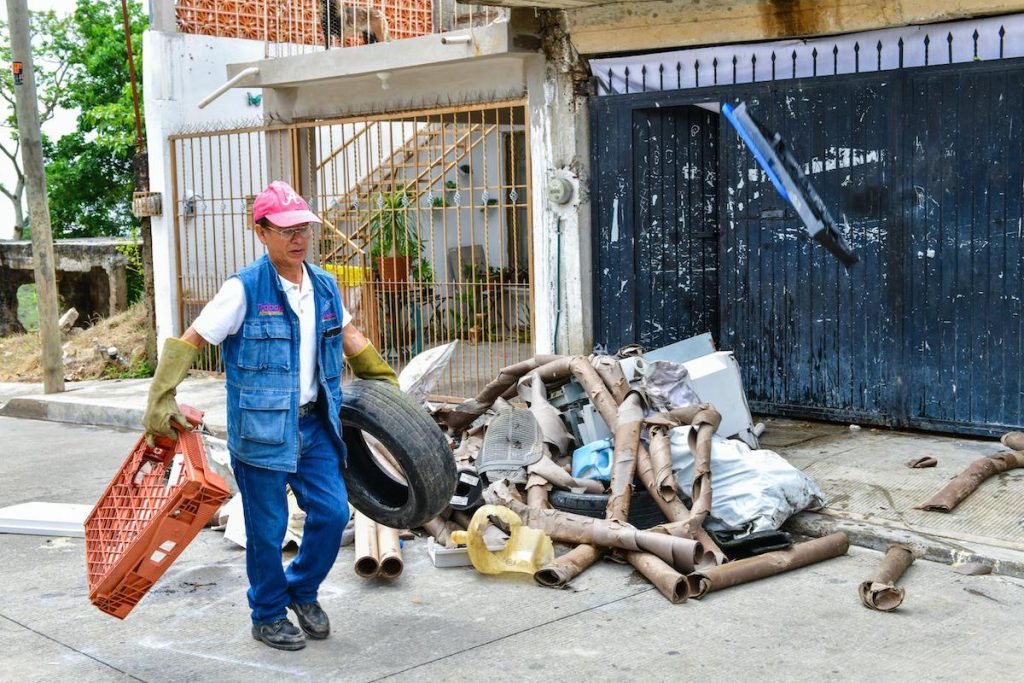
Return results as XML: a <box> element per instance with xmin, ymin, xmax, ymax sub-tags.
<box><xmin>526</xmin><ymin>12</ymin><xmax>593</xmax><ymax>356</ymax></box>
<box><xmin>149</xmin><ymin>0</ymin><xmax>177</xmax><ymax>34</ymax></box>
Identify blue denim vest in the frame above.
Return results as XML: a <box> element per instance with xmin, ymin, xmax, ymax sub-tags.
<box><xmin>221</xmin><ymin>255</ymin><xmax>345</xmax><ymax>472</ymax></box>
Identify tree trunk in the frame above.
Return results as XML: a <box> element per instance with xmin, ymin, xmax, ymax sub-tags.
<box><xmin>9</xmin><ymin>198</ymin><xmax>26</xmax><ymax>240</ymax></box>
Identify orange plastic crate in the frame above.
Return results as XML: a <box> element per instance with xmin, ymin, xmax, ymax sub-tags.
<box><xmin>84</xmin><ymin>407</ymin><xmax>230</xmax><ymax>619</ymax></box>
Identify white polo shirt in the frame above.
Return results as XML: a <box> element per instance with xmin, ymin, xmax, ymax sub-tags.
<box><xmin>192</xmin><ymin>264</ymin><xmax>352</xmax><ymax>405</ymax></box>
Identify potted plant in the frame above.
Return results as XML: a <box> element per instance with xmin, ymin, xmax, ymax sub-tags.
<box><xmin>368</xmin><ymin>187</ymin><xmax>422</xmax><ymax>285</ymax></box>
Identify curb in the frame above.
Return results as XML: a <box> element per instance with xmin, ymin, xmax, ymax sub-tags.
<box><xmin>785</xmin><ymin>510</ymin><xmax>1024</xmax><ymax>580</ymax></box>
<box><xmin>0</xmin><ymin>397</ymin><xmax>228</xmax><ymax>439</ymax></box>
<box><xmin>0</xmin><ymin>397</ymin><xmax>146</xmax><ymax>432</ymax></box>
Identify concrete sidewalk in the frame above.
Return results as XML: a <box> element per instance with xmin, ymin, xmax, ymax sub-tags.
<box><xmin>0</xmin><ymin>377</ymin><xmax>229</xmax><ymax>437</ymax></box>
<box><xmin>1</xmin><ymin>416</ymin><xmax>1022</xmax><ymax>682</ymax></box>
<box><xmin>3</xmin><ymin>377</ymin><xmax>1024</xmax><ymax>577</ymax></box>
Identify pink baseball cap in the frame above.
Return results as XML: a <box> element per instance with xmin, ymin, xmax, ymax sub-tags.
<box><xmin>252</xmin><ymin>181</ymin><xmax>322</xmax><ymax>227</ymax></box>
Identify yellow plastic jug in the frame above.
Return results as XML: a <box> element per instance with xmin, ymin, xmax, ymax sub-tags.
<box><xmin>450</xmin><ymin>505</ymin><xmax>555</xmax><ymax>575</ymax></box>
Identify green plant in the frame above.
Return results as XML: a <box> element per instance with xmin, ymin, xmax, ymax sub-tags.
<box><xmin>104</xmin><ymin>357</ymin><xmax>152</xmax><ymax>379</ymax></box>
<box><xmin>445</xmin><ymin>180</ymin><xmax>457</xmax><ymax>190</ymax></box>
<box><xmin>430</xmin><ymin>196</ymin><xmax>448</xmax><ymax>208</ymax></box>
<box><xmin>117</xmin><ymin>225</ymin><xmax>146</xmax><ymax>304</ymax></box>
<box><xmin>411</xmin><ymin>258</ymin><xmax>435</xmax><ymax>284</ymax></box>
<box><xmin>368</xmin><ymin>187</ymin><xmax>420</xmax><ymax>259</ymax></box>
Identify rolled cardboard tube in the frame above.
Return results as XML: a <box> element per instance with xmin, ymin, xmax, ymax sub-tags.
<box><xmin>354</xmin><ymin>512</ymin><xmax>380</xmax><ymax>578</ymax></box>
<box><xmin>635</xmin><ymin>443</ymin><xmax>727</xmax><ymax>565</ymax></box>
<box><xmin>607</xmin><ymin>393</ymin><xmax>644</xmax><ymax>521</ymax></box>
<box><xmin>534</xmin><ymin>544</ymin><xmax>604</xmax><ymax>587</ymax></box>
<box><xmin>626</xmin><ymin>551</ymin><xmax>689</xmax><ymax>604</ymax></box>
<box><xmin>859</xmin><ymin>544</ymin><xmax>915</xmax><ymax>612</ymax></box>
<box><xmin>526</xmin><ymin>473</ymin><xmax>552</xmax><ymax>509</ymax></box>
<box><xmin>685</xmin><ymin>532</ymin><xmax>850</xmax><ymax>598</ymax></box>
<box><xmin>1001</xmin><ymin>431</ymin><xmax>1024</xmax><ymax>451</ymax></box>
<box><xmin>444</xmin><ymin>355</ymin><xmax>563</xmax><ymax>432</ymax></box>
<box><xmin>591</xmin><ymin>355</ymin><xmax>629</xmax><ymax>402</ymax></box>
<box><xmin>647</xmin><ymin>426</ymin><xmax>677</xmax><ymax>502</ymax></box>
<box><xmin>528</xmin><ymin>456</ymin><xmax>605</xmax><ymax>494</ymax></box>
<box><xmin>488</xmin><ymin>489</ymin><xmax>706</xmax><ymax>573</ymax></box>
<box><xmin>376</xmin><ymin>524</ymin><xmax>404</xmax><ymax>580</ymax></box>
<box><xmin>915</xmin><ymin>451</ymin><xmax>1024</xmax><ymax>512</ymax></box>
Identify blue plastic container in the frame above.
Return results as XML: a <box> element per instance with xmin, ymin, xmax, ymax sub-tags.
<box><xmin>571</xmin><ymin>438</ymin><xmax>614</xmax><ymax>481</ymax></box>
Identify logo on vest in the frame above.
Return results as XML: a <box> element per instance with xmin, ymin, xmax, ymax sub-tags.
<box><xmin>258</xmin><ymin>303</ymin><xmax>284</xmax><ymax>316</ymax></box>
<box><xmin>322</xmin><ymin>311</ymin><xmax>336</xmax><ymax>322</ymax></box>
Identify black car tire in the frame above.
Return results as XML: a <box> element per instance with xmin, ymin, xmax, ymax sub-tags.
<box><xmin>340</xmin><ymin>380</ymin><xmax>456</xmax><ymax>529</ymax></box>
<box><xmin>548</xmin><ymin>487</ymin><xmax>669</xmax><ymax>529</ymax></box>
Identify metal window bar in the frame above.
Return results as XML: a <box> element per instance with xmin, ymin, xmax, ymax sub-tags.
<box><xmin>170</xmin><ymin>101</ymin><xmax>532</xmax><ymax>399</ymax></box>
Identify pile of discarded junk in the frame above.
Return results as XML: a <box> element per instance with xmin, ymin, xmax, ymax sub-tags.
<box><xmin>419</xmin><ymin>334</ymin><xmax>837</xmax><ymax>603</ymax></box>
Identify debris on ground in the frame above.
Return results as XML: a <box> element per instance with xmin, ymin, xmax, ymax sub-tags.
<box><xmin>859</xmin><ymin>544</ymin><xmax>916</xmax><ymax>612</ymax></box>
<box><xmin>427</xmin><ymin>337</ymin><xmax>844</xmax><ymax>602</ymax></box>
<box><xmin>0</xmin><ymin>501</ymin><xmax>92</xmax><ymax>537</ymax></box>
<box><xmin>0</xmin><ymin>302</ymin><xmax>149</xmax><ymax>382</ymax></box>
<box><xmin>915</xmin><ymin>451</ymin><xmax>1024</xmax><ymax>513</ymax></box>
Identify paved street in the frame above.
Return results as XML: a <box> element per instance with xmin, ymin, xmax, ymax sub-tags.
<box><xmin>1</xmin><ymin>415</ymin><xmax>1022</xmax><ymax>682</ymax></box>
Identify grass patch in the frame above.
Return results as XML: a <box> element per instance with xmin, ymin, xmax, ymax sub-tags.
<box><xmin>17</xmin><ymin>284</ymin><xmax>38</xmax><ymax>331</ymax></box>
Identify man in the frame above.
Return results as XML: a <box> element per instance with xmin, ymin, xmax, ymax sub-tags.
<box><xmin>143</xmin><ymin>180</ymin><xmax>398</xmax><ymax>651</ymax></box>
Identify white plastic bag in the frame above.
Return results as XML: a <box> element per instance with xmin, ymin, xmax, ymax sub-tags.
<box><xmin>398</xmin><ymin>341</ymin><xmax>458</xmax><ymax>406</ymax></box>
<box><xmin>669</xmin><ymin>426</ymin><xmax>825</xmax><ymax>534</ymax></box>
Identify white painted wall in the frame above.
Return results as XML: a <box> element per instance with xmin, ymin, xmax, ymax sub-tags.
<box><xmin>144</xmin><ymin>25</ymin><xmax>591</xmax><ymax>360</ymax></box>
<box><xmin>143</xmin><ymin>29</ymin><xmax>267</xmax><ymax>345</ymax></box>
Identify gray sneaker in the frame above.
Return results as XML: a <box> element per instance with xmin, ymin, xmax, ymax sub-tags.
<box><xmin>251</xmin><ymin>618</ymin><xmax>306</xmax><ymax>651</ymax></box>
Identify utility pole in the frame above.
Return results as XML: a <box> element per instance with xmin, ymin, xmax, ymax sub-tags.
<box><xmin>6</xmin><ymin>0</ymin><xmax>64</xmax><ymax>393</ymax></box>
<box><xmin>120</xmin><ymin>0</ymin><xmax>157</xmax><ymax>365</ymax></box>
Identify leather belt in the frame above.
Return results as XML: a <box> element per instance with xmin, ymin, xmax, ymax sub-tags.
<box><xmin>298</xmin><ymin>399</ymin><xmax>318</xmax><ymax>418</ymax></box>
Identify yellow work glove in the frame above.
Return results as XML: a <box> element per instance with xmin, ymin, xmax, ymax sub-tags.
<box><xmin>142</xmin><ymin>337</ymin><xmax>198</xmax><ymax>446</ymax></box>
<box><xmin>345</xmin><ymin>341</ymin><xmax>399</xmax><ymax>388</ymax></box>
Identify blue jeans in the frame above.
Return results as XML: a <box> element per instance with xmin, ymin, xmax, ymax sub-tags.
<box><xmin>232</xmin><ymin>410</ymin><xmax>350</xmax><ymax>626</ymax></box>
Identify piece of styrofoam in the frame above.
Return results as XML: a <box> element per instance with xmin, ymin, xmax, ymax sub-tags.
<box><xmin>0</xmin><ymin>502</ymin><xmax>92</xmax><ymax>537</ymax></box>
<box><xmin>427</xmin><ymin>537</ymin><xmax>473</xmax><ymax>568</ymax></box>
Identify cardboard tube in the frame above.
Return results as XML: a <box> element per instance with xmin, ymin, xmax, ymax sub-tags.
<box><xmin>486</xmin><ymin>488</ymin><xmax>706</xmax><ymax>573</ymax></box>
<box><xmin>376</xmin><ymin>524</ymin><xmax>404</xmax><ymax>580</ymax></box>
<box><xmin>647</xmin><ymin>426</ymin><xmax>677</xmax><ymax>502</ymax></box>
<box><xmin>592</xmin><ymin>355</ymin><xmax>629</xmax><ymax>402</ymax></box>
<box><xmin>444</xmin><ymin>355</ymin><xmax>563</xmax><ymax>432</ymax></box>
<box><xmin>354</xmin><ymin>512</ymin><xmax>380</xmax><ymax>578</ymax></box>
<box><xmin>519</xmin><ymin>373</ymin><xmax>574</xmax><ymax>458</ymax></box>
<box><xmin>422</xmin><ymin>515</ymin><xmax>458</xmax><ymax>548</ymax></box>
<box><xmin>1001</xmin><ymin>431</ymin><xmax>1024</xmax><ymax>451</ymax></box>
<box><xmin>607</xmin><ymin>392</ymin><xmax>644</xmax><ymax>522</ymax></box>
<box><xmin>859</xmin><ymin>544</ymin><xmax>914</xmax><ymax>612</ymax></box>
<box><xmin>534</xmin><ymin>389</ymin><xmax>642</xmax><ymax>589</ymax></box>
<box><xmin>635</xmin><ymin>443</ymin><xmax>727</xmax><ymax>565</ymax></box>
<box><xmin>528</xmin><ymin>456</ymin><xmax>605</xmax><ymax>494</ymax></box>
<box><xmin>626</xmin><ymin>551</ymin><xmax>689</xmax><ymax>603</ymax></box>
<box><xmin>534</xmin><ymin>544</ymin><xmax>604</xmax><ymax>587</ymax></box>
<box><xmin>915</xmin><ymin>451</ymin><xmax>1024</xmax><ymax>512</ymax></box>
<box><xmin>686</xmin><ymin>532</ymin><xmax>850</xmax><ymax>598</ymax></box>
<box><xmin>906</xmin><ymin>456</ymin><xmax>938</xmax><ymax>469</ymax></box>
<box><xmin>684</xmin><ymin>407</ymin><xmax>722</xmax><ymax>537</ymax></box>
<box><xmin>526</xmin><ymin>473</ymin><xmax>553</xmax><ymax>509</ymax></box>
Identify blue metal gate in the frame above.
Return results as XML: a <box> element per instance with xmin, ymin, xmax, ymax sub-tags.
<box><xmin>591</xmin><ymin>56</ymin><xmax>1024</xmax><ymax>435</ymax></box>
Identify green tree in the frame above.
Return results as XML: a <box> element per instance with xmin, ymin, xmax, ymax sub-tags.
<box><xmin>45</xmin><ymin>0</ymin><xmax>146</xmax><ymax>240</ymax></box>
<box><xmin>0</xmin><ymin>10</ymin><xmax>76</xmax><ymax>240</ymax></box>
